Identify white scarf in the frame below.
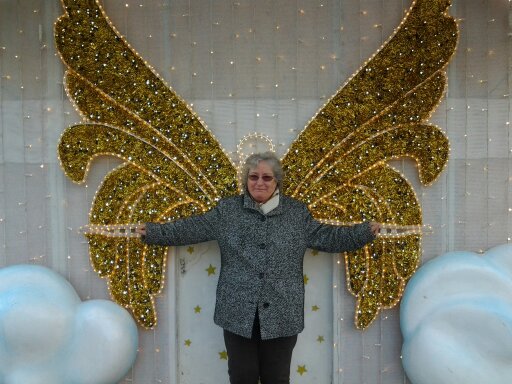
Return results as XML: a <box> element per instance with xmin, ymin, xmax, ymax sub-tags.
<box><xmin>259</xmin><ymin>190</ymin><xmax>280</xmax><ymax>214</ymax></box>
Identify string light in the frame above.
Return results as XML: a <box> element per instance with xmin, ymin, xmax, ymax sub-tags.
<box><xmin>54</xmin><ymin>0</ymin><xmax>458</xmax><ymax>336</ymax></box>
<box><xmin>0</xmin><ymin>0</ymin><xmax>492</xmax><ymax>380</ymax></box>
<box><xmin>54</xmin><ymin>0</ymin><xmax>239</xmax><ymax>329</ymax></box>
<box><xmin>283</xmin><ymin>0</ymin><xmax>457</xmax><ymax>330</ymax></box>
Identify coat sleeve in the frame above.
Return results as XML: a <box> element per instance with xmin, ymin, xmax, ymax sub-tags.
<box><xmin>142</xmin><ymin>204</ymin><xmax>221</xmax><ymax>246</ymax></box>
<box><xmin>305</xmin><ymin>209</ymin><xmax>375</xmax><ymax>253</ymax></box>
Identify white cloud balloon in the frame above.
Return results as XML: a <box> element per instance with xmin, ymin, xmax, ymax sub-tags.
<box><xmin>0</xmin><ymin>264</ymin><xmax>138</xmax><ymax>384</ymax></box>
<box><xmin>400</xmin><ymin>244</ymin><xmax>512</xmax><ymax>384</ymax></box>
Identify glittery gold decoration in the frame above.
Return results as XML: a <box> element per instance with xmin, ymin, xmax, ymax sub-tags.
<box><xmin>55</xmin><ymin>0</ymin><xmax>457</xmax><ymax>330</ymax></box>
<box><xmin>55</xmin><ymin>0</ymin><xmax>238</xmax><ymax>328</ymax></box>
<box><xmin>282</xmin><ymin>0</ymin><xmax>457</xmax><ymax>329</ymax></box>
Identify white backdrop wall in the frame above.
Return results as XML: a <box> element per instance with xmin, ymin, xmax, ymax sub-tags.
<box><xmin>0</xmin><ymin>0</ymin><xmax>511</xmax><ymax>383</ymax></box>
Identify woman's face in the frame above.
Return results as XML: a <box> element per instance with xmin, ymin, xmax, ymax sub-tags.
<box><xmin>247</xmin><ymin>161</ymin><xmax>277</xmax><ymax>204</ymax></box>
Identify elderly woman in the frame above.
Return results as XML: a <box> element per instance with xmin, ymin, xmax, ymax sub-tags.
<box><xmin>137</xmin><ymin>152</ymin><xmax>379</xmax><ymax>384</ymax></box>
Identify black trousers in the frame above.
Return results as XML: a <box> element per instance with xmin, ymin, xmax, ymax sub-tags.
<box><xmin>223</xmin><ymin>314</ymin><xmax>298</xmax><ymax>384</ymax></box>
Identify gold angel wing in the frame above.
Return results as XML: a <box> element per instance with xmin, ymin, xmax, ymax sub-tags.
<box><xmin>282</xmin><ymin>0</ymin><xmax>458</xmax><ymax>329</ymax></box>
<box><xmin>55</xmin><ymin>0</ymin><xmax>238</xmax><ymax>328</ymax></box>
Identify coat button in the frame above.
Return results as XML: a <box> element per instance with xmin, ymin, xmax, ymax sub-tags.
<box><xmin>263</xmin><ymin>302</ymin><xmax>270</xmax><ymax>308</ymax></box>
<box><xmin>259</xmin><ymin>243</ymin><xmax>266</xmax><ymax>249</ymax></box>
<box><xmin>259</xmin><ymin>272</ymin><xmax>264</xmax><ymax>279</ymax></box>
<box><xmin>260</xmin><ymin>216</ymin><xmax>266</xmax><ymax>222</ymax></box>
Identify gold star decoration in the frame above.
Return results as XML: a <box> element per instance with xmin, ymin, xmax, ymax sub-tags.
<box><xmin>206</xmin><ymin>264</ymin><xmax>216</xmax><ymax>276</ymax></box>
<box><xmin>317</xmin><ymin>335</ymin><xmax>325</xmax><ymax>343</ymax></box>
<box><xmin>218</xmin><ymin>350</ymin><xmax>228</xmax><ymax>360</ymax></box>
<box><xmin>194</xmin><ymin>305</ymin><xmax>202</xmax><ymax>313</ymax></box>
<box><xmin>184</xmin><ymin>339</ymin><xmax>191</xmax><ymax>347</ymax></box>
<box><xmin>311</xmin><ymin>249</ymin><xmax>319</xmax><ymax>256</ymax></box>
<box><xmin>297</xmin><ymin>365</ymin><xmax>307</xmax><ymax>376</ymax></box>
<box><xmin>187</xmin><ymin>246</ymin><xmax>194</xmax><ymax>254</ymax></box>
<box><xmin>312</xmin><ymin>305</ymin><xmax>320</xmax><ymax>312</ymax></box>
<box><xmin>303</xmin><ymin>274</ymin><xmax>309</xmax><ymax>285</ymax></box>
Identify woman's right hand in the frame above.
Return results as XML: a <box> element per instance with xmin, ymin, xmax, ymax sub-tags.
<box><xmin>369</xmin><ymin>222</ymin><xmax>381</xmax><ymax>236</ymax></box>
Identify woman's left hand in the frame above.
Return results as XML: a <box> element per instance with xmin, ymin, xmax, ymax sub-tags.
<box><xmin>135</xmin><ymin>224</ymin><xmax>146</xmax><ymax>236</ymax></box>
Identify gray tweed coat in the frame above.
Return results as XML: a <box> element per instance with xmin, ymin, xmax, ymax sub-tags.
<box><xmin>143</xmin><ymin>193</ymin><xmax>375</xmax><ymax>339</ymax></box>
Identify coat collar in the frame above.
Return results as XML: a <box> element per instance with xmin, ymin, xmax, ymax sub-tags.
<box><xmin>243</xmin><ymin>191</ymin><xmax>283</xmax><ymax>216</ymax></box>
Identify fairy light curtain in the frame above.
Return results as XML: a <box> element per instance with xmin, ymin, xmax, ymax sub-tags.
<box><xmin>0</xmin><ymin>0</ymin><xmax>510</xmax><ymax>383</ymax></box>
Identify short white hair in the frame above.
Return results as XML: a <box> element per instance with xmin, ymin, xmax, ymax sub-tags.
<box><xmin>241</xmin><ymin>152</ymin><xmax>284</xmax><ymax>192</ymax></box>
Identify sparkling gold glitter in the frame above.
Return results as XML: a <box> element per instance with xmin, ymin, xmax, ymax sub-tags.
<box><xmin>55</xmin><ymin>0</ymin><xmax>238</xmax><ymax>328</ymax></box>
<box><xmin>283</xmin><ymin>0</ymin><xmax>457</xmax><ymax>329</ymax></box>
<box><xmin>55</xmin><ymin>0</ymin><xmax>457</xmax><ymax>330</ymax></box>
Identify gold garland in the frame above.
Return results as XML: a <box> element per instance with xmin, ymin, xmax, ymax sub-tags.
<box><xmin>55</xmin><ymin>0</ymin><xmax>458</xmax><ymax>330</ymax></box>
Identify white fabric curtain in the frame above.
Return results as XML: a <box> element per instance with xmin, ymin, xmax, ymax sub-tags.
<box><xmin>0</xmin><ymin>0</ymin><xmax>510</xmax><ymax>383</ymax></box>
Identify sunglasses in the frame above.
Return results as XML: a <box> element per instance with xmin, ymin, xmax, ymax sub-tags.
<box><xmin>248</xmin><ymin>174</ymin><xmax>275</xmax><ymax>182</ymax></box>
